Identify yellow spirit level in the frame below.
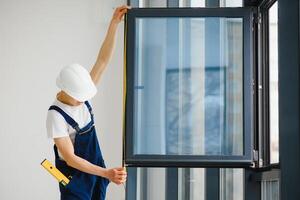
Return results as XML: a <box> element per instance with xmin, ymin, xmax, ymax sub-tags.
<box><xmin>41</xmin><ymin>159</ymin><xmax>70</xmax><ymax>187</ymax></box>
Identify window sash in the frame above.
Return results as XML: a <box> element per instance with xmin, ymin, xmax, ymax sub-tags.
<box><xmin>124</xmin><ymin>7</ymin><xmax>254</xmax><ymax>167</ymax></box>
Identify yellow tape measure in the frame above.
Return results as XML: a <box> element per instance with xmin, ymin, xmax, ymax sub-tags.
<box><xmin>41</xmin><ymin>159</ymin><xmax>70</xmax><ymax>187</ymax></box>
<box><xmin>122</xmin><ymin>13</ymin><xmax>127</xmax><ymax>168</ymax></box>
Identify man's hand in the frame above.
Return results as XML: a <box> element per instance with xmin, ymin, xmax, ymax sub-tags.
<box><xmin>111</xmin><ymin>5</ymin><xmax>131</xmax><ymax>24</ymax></box>
<box><xmin>104</xmin><ymin>167</ymin><xmax>127</xmax><ymax>185</ymax></box>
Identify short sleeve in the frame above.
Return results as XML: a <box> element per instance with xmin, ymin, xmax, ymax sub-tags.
<box><xmin>46</xmin><ymin>110</ymin><xmax>69</xmax><ymax>139</ymax></box>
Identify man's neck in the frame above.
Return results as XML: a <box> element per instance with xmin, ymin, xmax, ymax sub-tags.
<box><xmin>56</xmin><ymin>91</ymin><xmax>82</xmax><ymax>106</ymax></box>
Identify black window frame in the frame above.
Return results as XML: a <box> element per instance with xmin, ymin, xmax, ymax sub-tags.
<box><xmin>124</xmin><ymin>7</ymin><xmax>256</xmax><ymax>168</ymax></box>
<box><xmin>245</xmin><ymin>164</ymin><xmax>280</xmax><ymax>200</ymax></box>
<box><xmin>257</xmin><ymin>0</ymin><xmax>279</xmax><ymax>168</ymax></box>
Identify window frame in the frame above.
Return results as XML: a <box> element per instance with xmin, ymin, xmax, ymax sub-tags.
<box><xmin>124</xmin><ymin>7</ymin><xmax>255</xmax><ymax>168</ymax></box>
<box><xmin>257</xmin><ymin>0</ymin><xmax>279</xmax><ymax>167</ymax></box>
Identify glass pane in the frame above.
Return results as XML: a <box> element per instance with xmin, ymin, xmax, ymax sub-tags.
<box><xmin>179</xmin><ymin>0</ymin><xmax>242</xmax><ymax>7</ymax></box>
<box><xmin>133</xmin><ymin>0</ymin><xmax>242</xmax><ymax>8</ymax></box>
<box><xmin>133</xmin><ymin>17</ymin><xmax>244</xmax><ymax>156</ymax></box>
<box><xmin>134</xmin><ymin>168</ymin><xmax>205</xmax><ymax>200</ymax></box>
<box><xmin>128</xmin><ymin>168</ymin><xmax>244</xmax><ymax>200</ymax></box>
<box><xmin>220</xmin><ymin>0</ymin><xmax>243</xmax><ymax>7</ymax></box>
<box><xmin>261</xmin><ymin>180</ymin><xmax>280</xmax><ymax>200</ymax></box>
<box><xmin>179</xmin><ymin>0</ymin><xmax>206</xmax><ymax>7</ymax></box>
<box><xmin>269</xmin><ymin>2</ymin><xmax>279</xmax><ymax>164</ymax></box>
<box><xmin>220</xmin><ymin>169</ymin><xmax>244</xmax><ymax>200</ymax></box>
<box><xmin>136</xmin><ymin>168</ymin><xmax>166</xmax><ymax>200</ymax></box>
<box><xmin>178</xmin><ymin>168</ymin><xmax>206</xmax><ymax>200</ymax></box>
<box><xmin>138</xmin><ymin>0</ymin><xmax>167</xmax><ymax>7</ymax></box>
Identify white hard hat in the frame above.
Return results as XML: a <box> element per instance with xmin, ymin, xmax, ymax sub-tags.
<box><xmin>56</xmin><ymin>64</ymin><xmax>97</xmax><ymax>102</ymax></box>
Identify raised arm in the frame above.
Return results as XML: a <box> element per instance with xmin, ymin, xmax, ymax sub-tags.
<box><xmin>90</xmin><ymin>5</ymin><xmax>130</xmax><ymax>85</ymax></box>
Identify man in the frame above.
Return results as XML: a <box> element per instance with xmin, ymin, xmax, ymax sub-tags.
<box><xmin>46</xmin><ymin>5</ymin><xmax>129</xmax><ymax>200</ymax></box>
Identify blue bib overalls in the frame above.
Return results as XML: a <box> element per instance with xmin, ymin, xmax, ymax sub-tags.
<box><xmin>49</xmin><ymin>101</ymin><xmax>109</xmax><ymax>200</ymax></box>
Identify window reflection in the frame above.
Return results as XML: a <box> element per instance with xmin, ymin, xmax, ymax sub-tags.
<box><xmin>133</xmin><ymin>17</ymin><xmax>244</xmax><ymax>156</ymax></box>
<box><xmin>220</xmin><ymin>169</ymin><xmax>244</xmax><ymax>200</ymax></box>
<box><xmin>179</xmin><ymin>0</ymin><xmax>205</xmax><ymax>7</ymax></box>
<box><xmin>138</xmin><ymin>0</ymin><xmax>167</xmax><ymax>7</ymax></box>
<box><xmin>179</xmin><ymin>0</ymin><xmax>243</xmax><ymax>7</ymax></box>
<box><xmin>261</xmin><ymin>180</ymin><xmax>280</xmax><ymax>200</ymax></box>
<box><xmin>220</xmin><ymin>0</ymin><xmax>243</xmax><ymax>7</ymax></box>
<box><xmin>129</xmin><ymin>168</ymin><xmax>244</xmax><ymax>200</ymax></box>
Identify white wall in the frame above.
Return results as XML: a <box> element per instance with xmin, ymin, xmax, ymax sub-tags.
<box><xmin>0</xmin><ymin>0</ymin><xmax>126</xmax><ymax>199</ymax></box>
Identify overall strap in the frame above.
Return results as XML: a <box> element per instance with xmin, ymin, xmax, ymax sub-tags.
<box><xmin>84</xmin><ymin>101</ymin><xmax>94</xmax><ymax>122</ymax></box>
<box><xmin>53</xmin><ymin>144</ymin><xmax>60</xmax><ymax>159</ymax></box>
<box><xmin>48</xmin><ymin>105</ymin><xmax>81</xmax><ymax>132</ymax></box>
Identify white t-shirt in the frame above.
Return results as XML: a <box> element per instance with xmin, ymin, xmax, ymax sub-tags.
<box><xmin>46</xmin><ymin>99</ymin><xmax>92</xmax><ymax>157</ymax></box>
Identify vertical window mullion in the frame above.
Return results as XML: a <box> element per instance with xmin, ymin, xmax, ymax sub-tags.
<box><xmin>126</xmin><ymin>168</ymin><xmax>138</xmax><ymax>200</ymax></box>
<box><xmin>245</xmin><ymin>169</ymin><xmax>261</xmax><ymax>200</ymax></box>
<box><xmin>206</xmin><ymin>169</ymin><xmax>220</xmax><ymax>200</ymax></box>
<box><xmin>166</xmin><ymin>168</ymin><xmax>178</xmax><ymax>200</ymax></box>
